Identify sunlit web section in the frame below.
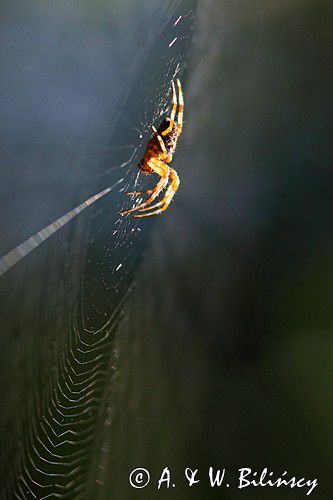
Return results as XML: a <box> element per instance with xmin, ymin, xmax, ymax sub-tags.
<box><xmin>0</xmin><ymin>180</ymin><xmax>123</xmax><ymax>277</ymax></box>
<box><xmin>0</xmin><ymin>1</ymin><xmax>197</xmax><ymax>498</ymax></box>
<box><xmin>78</xmin><ymin>8</ymin><xmax>194</xmax><ymax>335</ymax></box>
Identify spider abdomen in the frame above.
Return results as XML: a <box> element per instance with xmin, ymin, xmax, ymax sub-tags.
<box><xmin>157</xmin><ymin>119</ymin><xmax>178</xmax><ymax>157</ymax></box>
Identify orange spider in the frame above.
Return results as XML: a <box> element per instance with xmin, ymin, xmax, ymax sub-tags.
<box><xmin>121</xmin><ymin>79</ymin><xmax>183</xmax><ymax>218</ymax></box>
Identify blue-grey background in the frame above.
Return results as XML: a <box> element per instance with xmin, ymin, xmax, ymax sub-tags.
<box><xmin>0</xmin><ymin>1</ymin><xmax>332</xmax><ymax>499</ymax></box>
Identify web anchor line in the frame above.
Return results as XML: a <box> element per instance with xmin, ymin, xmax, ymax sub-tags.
<box><xmin>0</xmin><ymin>180</ymin><xmax>123</xmax><ymax>277</ymax></box>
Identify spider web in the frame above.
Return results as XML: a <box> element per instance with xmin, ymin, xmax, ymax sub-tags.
<box><xmin>0</xmin><ymin>1</ymin><xmax>196</xmax><ymax>498</ymax></box>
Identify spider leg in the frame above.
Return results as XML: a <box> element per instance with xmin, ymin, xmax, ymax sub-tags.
<box><xmin>152</xmin><ymin>125</ymin><xmax>167</xmax><ymax>159</ymax></box>
<box><xmin>161</xmin><ymin>81</ymin><xmax>177</xmax><ymax>136</ymax></box>
<box><xmin>134</xmin><ymin>167</ymin><xmax>180</xmax><ymax>217</ymax></box>
<box><xmin>176</xmin><ymin>79</ymin><xmax>183</xmax><ymax>135</ymax></box>
<box><xmin>120</xmin><ymin>159</ymin><xmax>170</xmax><ymax>216</ymax></box>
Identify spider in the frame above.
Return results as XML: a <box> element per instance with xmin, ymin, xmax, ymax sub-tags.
<box><xmin>120</xmin><ymin>79</ymin><xmax>183</xmax><ymax>218</ymax></box>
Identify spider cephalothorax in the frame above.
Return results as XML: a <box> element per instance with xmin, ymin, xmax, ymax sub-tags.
<box><xmin>121</xmin><ymin>79</ymin><xmax>183</xmax><ymax>217</ymax></box>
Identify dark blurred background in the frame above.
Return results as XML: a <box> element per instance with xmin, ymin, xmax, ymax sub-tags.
<box><xmin>0</xmin><ymin>0</ymin><xmax>332</xmax><ymax>499</ymax></box>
